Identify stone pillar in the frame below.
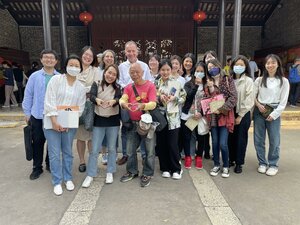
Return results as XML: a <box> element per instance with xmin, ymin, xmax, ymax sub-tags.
<box><xmin>59</xmin><ymin>0</ymin><xmax>68</xmax><ymax>65</ymax></box>
<box><xmin>217</xmin><ymin>0</ymin><xmax>226</xmax><ymax>66</ymax></box>
<box><xmin>42</xmin><ymin>0</ymin><xmax>52</xmax><ymax>49</ymax></box>
<box><xmin>232</xmin><ymin>0</ymin><xmax>242</xmax><ymax>59</ymax></box>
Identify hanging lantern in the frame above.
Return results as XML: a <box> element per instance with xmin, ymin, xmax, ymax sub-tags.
<box><xmin>79</xmin><ymin>11</ymin><xmax>93</xmax><ymax>25</ymax></box>
<box><xmin>193</xmin><ymin>10</ymin><xmax>207</xmax><ymax>23</ymax></box>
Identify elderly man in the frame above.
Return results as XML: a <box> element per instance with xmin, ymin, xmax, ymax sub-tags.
<box><xmin>119</xmin><ymin>63</ymin><xmax>157</xmax><ymax>187</ymax></box>
<box><xmin>118</xmin><ymin>41</ymin><xmax>152</xmax><ymax>165</ymax></box>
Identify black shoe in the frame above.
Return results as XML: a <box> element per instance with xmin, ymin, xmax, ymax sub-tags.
<box><xmin>229</xmin><ymin>161</ymin><xmax>235</xmax><ymax>167</ymax></box>
<box><xmin>29</xmin><ymin>170</ymin><xmax>43</xmax><ymax>180</ymax></box>
<box><xmin>117</xmin><ymin>156</ymin><xmax>128</xmax><ymax>165</ymax></box>
<box><xmin>234</xmin><ymin>165</ymin><xmax>242</xmax><ymax>174</ymax></box>
<box><xmin>204</xmin><ymin>153</ymin><xmax>210</xmax><ymax>159</ymax></box>
<box><xmin>120</xmin><ymin>172</ymin><xmax>138</xmax><ymax>182</ymax></box>
<box><xmin>46</xmin><ymin>164</ymin><xmax>51</xmax><ymax>173</ymax></box>
<box><xmin>140</xmin><ymin>175</ymin><xmax>151</xmax><ymax>187</ymax></box>
<box><xmin>79</xmin><ymin>163</ymin><xmax>86</xmax><ymax>173</ymax></box>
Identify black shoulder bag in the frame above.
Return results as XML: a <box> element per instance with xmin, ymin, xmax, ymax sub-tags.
<box><xmin>132</xmin><ymin>84</ymin><xmax>167</xmax><ymax>132</ymax></box>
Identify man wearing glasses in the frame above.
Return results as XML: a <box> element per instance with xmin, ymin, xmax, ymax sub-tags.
<box><xmin>22</xmin><ymin>49</ymin><xmax>59</xmax><ymax>180</ymax></box>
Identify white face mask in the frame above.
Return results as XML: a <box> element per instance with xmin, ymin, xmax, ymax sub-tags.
<box><xmin>233</xmin><ymin>65</ymin><xmax>246</xmax><ymax>75</ymax></box>
<box><xmin>66</xmin><ymin>66</ymin><xmax>81</xmax><ymax>77</ymax></box>
<box><xmin>194</xmin><ymin>72</ymin><xmax>205</xmax><ymax>79</ymax></box>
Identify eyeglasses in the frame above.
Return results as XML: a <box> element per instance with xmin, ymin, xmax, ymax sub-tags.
<box><xmin>42</xmin><ymin>55</ymin><xmax>56</xmax><ymax>60</ymax></box>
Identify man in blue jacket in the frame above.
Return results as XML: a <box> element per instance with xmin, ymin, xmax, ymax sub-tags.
<box><xmin>22</xmin><ymin>49</ymin><xmax>59</xmax><ymax>180</ymax></box>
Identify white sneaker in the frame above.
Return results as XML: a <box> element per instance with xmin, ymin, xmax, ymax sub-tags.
<box><xmin>221</xmin><ymin>167</ymin><xmax>230</xmax><ymax>178</ymax></box>
<box><xmin>105</xmin><ymin>173</ymin><xmax>113</xmax><ymax>184</ymax></box>
<box><xmin>258</xmin><ymin>165</ymin><xmax>267</xmax><ymax>174</ymax></box>
<box><xmin>266</xmin><ymin>167</ymin><xmax>278</xmax><ymax>176</ymax></box>
<box><xmin>65</xmin><ymin>181</ymin><xmax>75</xmax><ymax>191</ymax></box>
<box><xmin>2</xmin><ymin>105</ymin><xmax>10</xmax><ymax>108</ymax></box>
<box><xmin>11</xmin><ymin>104</ymin><xmax>19</xmax><ymax>107</ymax></box>
<box><xmin>210</xmin><ymin>166</ymin><xmax>220</xmax><ymax>176</ymax></box>
<box><xmin>162</xmin><ymin>171</ymin><xmax>171</xmax><ymax>178</ymax></box>
<box><xmin>53</xmin><ymin>184</ymin><xmax>63</xmax><ymax>196</ymax></box>
<box><xmin>172</xmin><ymin>170</ymin><xmax>183</xmax><ymax>180</ymax></box>
<box><xmin>82</xmin><ymin>176</ymin><xmax>93</xmax><ymax>188</ymax></box>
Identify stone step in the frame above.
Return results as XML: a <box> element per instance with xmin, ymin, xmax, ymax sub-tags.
<box><xmin>281</xmin><ymin>110</ymin><xmax>300</xmax><ymax>121</ymax></box>
<box><xmin>0</xmin><ymin>113</ymin><xmax>25</xmax><ymax>121</ymax></box>
<box><xmin>1</xmin><ymin>107</ymin><xmax>300</xmax><ymax>128</ymax></box>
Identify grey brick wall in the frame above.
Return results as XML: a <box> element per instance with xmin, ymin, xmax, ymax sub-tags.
<box><xmin>263</xmin><ymin>0</ymin><xmax>300</xmax><ymax>48</ymax></box>
<box><xmin>19</xmin><ymin>26</ymin><xmax>88</xmax><ymax>64</ymax></box>
<box><xmin>0</xmin><ymin>9</ymin><xmax>20</xmax><ymax>49</ymax></box>
<box><xmin>198</xmin><ymin>26</ymin><xmax>262</xmax><ymax>58</ymax></box>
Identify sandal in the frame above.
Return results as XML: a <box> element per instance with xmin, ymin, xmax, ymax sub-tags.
<box><xmin>79</xmin><ymin>163</ymin><xmax>86</xmax><ymax>173</ymax></box>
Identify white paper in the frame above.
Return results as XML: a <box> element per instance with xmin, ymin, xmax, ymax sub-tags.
<box><xmin>44</xmin><ymin>111</ymin><xmax>79</xmax><ymax>129</ymax></box>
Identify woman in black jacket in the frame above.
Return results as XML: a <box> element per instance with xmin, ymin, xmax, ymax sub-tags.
<box><xmin>179</xmin><ymin>61</ymin><xmax>210</xmax><ymax>169</ymax></box>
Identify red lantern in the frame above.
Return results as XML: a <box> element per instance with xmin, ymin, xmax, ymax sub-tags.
<box><xmin>193</xmin><ymin>10</ymin><xmax>207</xmax><ymax>23</ymax></box>
<box><xmin>79</xmin><ymin>11</ymin><xmax>93</xmax><ymax>25</ymax></box>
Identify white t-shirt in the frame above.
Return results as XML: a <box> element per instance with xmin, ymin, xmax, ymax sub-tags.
<box><xmin>118</xmin><ymin>59</ymin><xmax>152</xmax><ymax>88</ymax></box>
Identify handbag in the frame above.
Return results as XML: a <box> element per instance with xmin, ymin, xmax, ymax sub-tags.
<box><xmin>148</xmin><ymin>107</ymin><xmax>167</xmax><ymax>132</ymax></box>
<box><xmin>260</xmin><ymin>104</ymin><xmax>274</xmax><ymax>119</ymax></box>
<box><xmin>197</xmin><ymin>117</ymin><xmax>209</xmax><ymax>135</ymax></box>
<box><xmin>13</xmin><ymin>80</ymin><xmax>18</xmax><ymax>92</ymax></box>
<box><xmin>79</xmin><ymin>100</ymin><xmax>95</xmax><ymax>131</ymax></box>
<box><xmin>132</xmin><ymin>84</ymin><xmax>167</xmax><ymax>132</ymax></box>
<box><xmin>23</xmin><ymin>122</ymin><xmax>33</xmax><ymax>161</ymax></box>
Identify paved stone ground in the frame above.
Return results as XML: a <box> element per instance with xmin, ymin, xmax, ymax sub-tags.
<box><xmin>0</xmin><ymin>126</ymin><xmax>300</xmax><ymax>225</ymax></box>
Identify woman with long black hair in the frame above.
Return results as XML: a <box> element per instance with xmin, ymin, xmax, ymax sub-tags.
<box><xmin>181</xmin><ymin>61</ymin><xmax>210</xmax><ymax>169</ymax></box>
<box><xmin>228</xmin><ymin>55</ymin><xmax>254</xmax><ymax>174</ymax></box>
<box><xmin>253</xmin><ymin>54</ymin><xmax>289</xmax><ymax>176</ymax></box>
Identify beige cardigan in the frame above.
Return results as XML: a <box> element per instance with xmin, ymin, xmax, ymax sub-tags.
<box><xmin>235</xmin><ymin>75</ymin><xmax>254</xmax><ymax>118</ymax></box>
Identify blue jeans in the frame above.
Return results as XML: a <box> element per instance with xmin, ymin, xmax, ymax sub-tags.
<box><xmin>87</xmin><ymin>126</ymin><xmax>119</xmax><ymax>176</ymax></box>
<box><xmin>121</xmin><ymin>126</ymin><xmax>128</xmax><ymax>156</ymax></box>
<box><xmin>253</xmin><ymin>107</ymin><xmax>281</xmax><ymax>167</ymax></box>
<box><xmin>126</xmin><ymin>124</ymin><xmax>155</xmax><ymax>176</ymax></box>
<box><xmin>211</xmin><ymin>126</ymin><xmax>229</xmax><ymax>168</ymax></box>
<box><xmin>44</xmin><ymin>128</ymin><xmax>77</xmax><ymax>186</ymax></box>
<box><xmin>121</xmin><ymin>125</ymin><xmax>146</xmax><ymax>158</ymax></box>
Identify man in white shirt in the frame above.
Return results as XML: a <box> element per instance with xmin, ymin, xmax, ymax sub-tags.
<box><xmin>118</xmin><ymin>41</ymin><xmax>152</xmax><ymax>165</ymax></box>
<box><xmin>118</xmin><ymin>41</ymin><xmax>152</xmax><ymax>88</ymax></box>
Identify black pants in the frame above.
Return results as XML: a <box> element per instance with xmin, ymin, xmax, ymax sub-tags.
<box><xmin>0</xmin><ymin>84</ymin><xmax>5</xmax><ymax>104</ymax></box>
<box><xmin>196</xmin><ymin>133</ymin><xmax>210</xmax><ymax>157</ymax></box>
<box><xmin>180</xmin><ymin>119</ymin><xmax>210</xmax><ymax>157</ymax></box>
<box><xmin>156</xmin><ymin>126</ymin><xmax>181</xmax><ymax>173</ymax></box>
<box><xmin>180</xmin><ymin>119</ymin><xmax>192</xmax><ymax>156</ymax></box>
<box><xmin>228</xmin><ymin>111</ymin><xmax>251</xmax><ymax>165</ymax></box>
<box><xmin>16</xmin><ymin>81</ymin><xmax>24</xmax><ymax>103</ymax></box>
<box><xmin>31</xmin><ymin>116</ymin><xmax>49</xmax><ymax>171</ymax></box>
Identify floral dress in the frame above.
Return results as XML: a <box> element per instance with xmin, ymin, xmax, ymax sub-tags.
<box><xmin>155</xmin><ymin>77</ymin><xmax>186</xmax><ymax>130</ymax></box>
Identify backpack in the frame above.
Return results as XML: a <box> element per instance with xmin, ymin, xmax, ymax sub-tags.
<box><xmin>288</xmin><ymin>65</ymin><xmax>300</xmax><ymax>83</ymax></box>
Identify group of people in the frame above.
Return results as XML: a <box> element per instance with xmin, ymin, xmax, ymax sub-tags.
<box><xmin>0</xmin><ymin>61</ymin><xmax>39</xmax><ymax>107</ymax></box>
<box><xmin>22</xmin><ymin>41</ymin><xmax>290</xmax><ymax>196</ymax></box>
